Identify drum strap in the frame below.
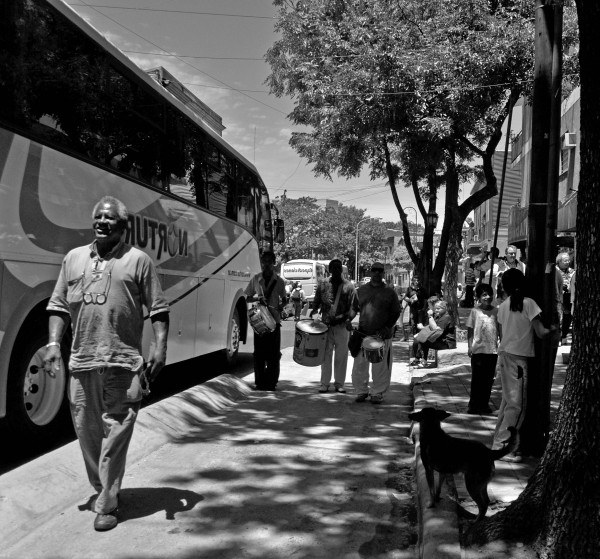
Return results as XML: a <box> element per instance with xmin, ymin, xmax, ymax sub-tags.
<box><xmin>261</xmin><ymin>275</ymin><xmax>277</xmax><ymax>305</ymax></box>
<box><xmin>331</xmin><ymin>282</ymin><xmax>343</xmax><ymax>316</ymax></box>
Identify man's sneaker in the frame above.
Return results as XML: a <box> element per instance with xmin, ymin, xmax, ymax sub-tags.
<box><xmin>334</xmin><ymin>385</ymin><xmax>346</xmax><ymax>393</ymax></box>
<box><xmin>500</xmin><ymin>452</ymin><xmax>523</xmax><ymax>463</ymax></box>
<box><xmin>318</xmin><ymin>385</ymin><xmax>329</xmax><ymax>393</ymax></box>
<box><xmin>370</xmin><ymin>393</ymin><xmax>384</xmax><ymax>405</ymax></box>
<box><xmin>355</xmin><ymin>393</ymin><xmax>369</xmax><ymax>403</ymax></box>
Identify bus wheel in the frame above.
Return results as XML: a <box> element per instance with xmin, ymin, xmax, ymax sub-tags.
<box><xmin>223</xmin><ymin>308</ymin><xmax>241</xmax><ymax>364</ymax></box>
<box><xmin>6</xmin><ymin>328</ymin><xmax>71</xmax><ymax>439</ymax></box>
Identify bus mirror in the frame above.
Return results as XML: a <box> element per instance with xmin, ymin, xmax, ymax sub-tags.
<box><xmin>274</xmin><ymin>219</ymin><xmax>285</xmax><ymax>243</ymax></box>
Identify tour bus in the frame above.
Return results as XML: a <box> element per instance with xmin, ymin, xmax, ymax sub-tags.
<box><xmin>0</xmin><ymin>0</ymin><xmax>283</xmax><ymax>439</ymax></box>
<box><xmin>280</xmin><ymin>260</ymin><xmax>328</xmax><ymax>303</ymax></box>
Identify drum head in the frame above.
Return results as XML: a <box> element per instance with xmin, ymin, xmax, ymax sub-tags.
<box><xmin>296</xmin><ymin>320</ymin><xmax>328</xmax><ymax>334</ymax></box>
<box><xmin>362</xmin><ymin>336</ymin><xmax>384</xmax><ymax>349</ymax></box>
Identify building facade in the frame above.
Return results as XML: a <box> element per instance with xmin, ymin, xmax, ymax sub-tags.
<box><xmin>469</xmin><ymin>153</ymin><xmax>522</xmax><ymax>255</ymax></box>
<box><xmin>507</xmin><ymin>88</ymin><xmax>580</xmax><ymax>256</ymax></box>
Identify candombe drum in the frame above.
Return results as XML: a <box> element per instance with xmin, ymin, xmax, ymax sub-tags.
<box><xmin>293</xmin><ymin>319</ymin><xmax>329</xmax><ymax>366</ymax></box>
<box><xmin>362</xmin><ymin>336</ymin><xmax>385</xmax><ymax>363</ymax></box>
<box><xmin>248</xmin><ymin>304</ymin><xmax>276</xmax><ymax>336</ymax></box>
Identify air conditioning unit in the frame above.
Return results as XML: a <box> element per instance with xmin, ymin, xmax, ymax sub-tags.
<box><xmin>563</xmin><ymin>132</ymin><xmax>577</xmax><ymax>148</ymax></box>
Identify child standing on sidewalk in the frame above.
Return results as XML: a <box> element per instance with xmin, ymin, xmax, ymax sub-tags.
<box><xmin>466</xmin><ymin>283</ymin><xmax>498</xmax><ymax>414</ymax></box>
<box><xmin>492</xmin><ymin>268</ymin><xmax>554</xmax><ymax>460</ymax></box>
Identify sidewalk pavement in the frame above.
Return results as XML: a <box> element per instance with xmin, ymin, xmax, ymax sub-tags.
<box><xmin>0</xmin><ymin>340</ymin><xmax>419</xmax><ymax>559</ymax></box>
<box><xmin>0</xmin><ymin>329</ymin><xmax>570</xmax><ymax>559</ymax></box>
<box><xmin>408</xmin><ymin>338</ymin><xmax>570</xmax><ymax>559</ymax></box>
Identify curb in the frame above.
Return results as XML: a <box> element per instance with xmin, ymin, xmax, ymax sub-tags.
<box><xmin>407</xmin><ymin>343</ymin><xmax>469</xmax><ymax>559</ymax></box>
<box><xmin>0</xmin><ymin>374</ymin><xmax>252</xmax><ymax>549</ymax></box>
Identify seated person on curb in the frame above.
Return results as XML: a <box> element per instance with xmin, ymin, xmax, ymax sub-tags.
<box><xmin>409</xmin><ymin>295</ymin><xmax>439</xmax><ymax>364</ymax></box>
<box><xmin>351</xmin><ymin>262</ymin><xmax>401</xmax><ymax>405</ymax></box>
<box><xmin>416</xmin><ymin>295</ymin><xmax>440</xmax><ymax>332</ymax></box>
<box><xmin>410</xmin><ymin>300</ymin><xmax>456</xmax><ymax>368</ymax></box>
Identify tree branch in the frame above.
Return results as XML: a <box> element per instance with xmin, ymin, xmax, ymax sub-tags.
<box><xmin>383</xmin><ymin>140</ymin><xmax>419</xmax><ymax>263</ymax></box>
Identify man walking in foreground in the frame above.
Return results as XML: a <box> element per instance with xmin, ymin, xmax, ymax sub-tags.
<box><xmin>351</xmin><ymin>262</ymin><xmax>401</xmax><ymax>404</ymax></box>
<box><xmin>311</xmin><ymin>259</ymin><xmax>357</xmax><ymax>393</ymax></box>
<box><xmin>44</xmin><ymin>196</ymin><xmax>169</xmax><ymax>532</ymax></box>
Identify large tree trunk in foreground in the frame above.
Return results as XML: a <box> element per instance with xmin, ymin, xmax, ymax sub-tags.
<box><xmin>468</xmin><ymin>2</ymin><xmax>600</xmax><ymax>556</ymax></box>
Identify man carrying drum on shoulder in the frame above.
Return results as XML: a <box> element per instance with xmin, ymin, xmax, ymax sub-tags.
<box><xmin>244</xmin><ymin>251</ymin><xmax>286</xmax><ymax>391</ymax></box>
<box><xmin>310</xmin><ymin>258</ymin><xmax>357</xmax><ymax>394</ymax></box>
<box><xmin>351</xmin><ymin>262</ymin><xmax>401</xmax><ymax>405</ymax></box>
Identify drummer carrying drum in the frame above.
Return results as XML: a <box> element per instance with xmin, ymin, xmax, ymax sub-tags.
<box><xmin>310</xmin><ymin>259</ymin><xmax>357</xmax><ymax>394</ymax></box>
<box><xmin>244</xmin><ymin>251</ymin><xmax>286</xmax><ymax>391</ymax></box>
<box><xmin>351</xmin><ymin>262</ymin><xmax>401</xmax><ymax>404</ymax></box>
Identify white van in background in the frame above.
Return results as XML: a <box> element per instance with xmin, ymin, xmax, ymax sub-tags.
<box><xmin>280</xmin><ymin>259</ymin><xmax>328</xmax><ymax>303</ymax></box>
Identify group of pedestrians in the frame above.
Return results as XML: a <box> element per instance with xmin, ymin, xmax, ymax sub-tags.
<box><xmin>39</xmin><ymin>196</ymin><xmax>400</xmax><ymax>534</ymax></box>
<box><xmin>465</xmin><ymin>267</ymin><xmax>561</xmax><ymax>461</ymax></box>
<box><xmin>40</xmin><ymin>196</ymin><xmax>570</xmax><ymax>532</ymax></box>
<box><xmin>401</xmin><ymin>252</ymin><xmax>565</xmax><ymax>462</ymax></box>
<box><xmin>245</xmin><ymin>258</ymin><xmax>401</xmax><ymax>405</ymax></box>
<box><xmin>461</xmin><ymin>244</ymin><xmax>575</xmax><ymax>342</ymax></box>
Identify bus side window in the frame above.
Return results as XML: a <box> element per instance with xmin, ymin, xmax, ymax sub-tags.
<box><xmin>237</xmin><ymin>166</ymin><xmax>256</xmax><ymax>232</ymax></box>
<box><xmin>222</xmin><ymin>153</ymin><xmax>236</xmax><ymax>221</ymax></box>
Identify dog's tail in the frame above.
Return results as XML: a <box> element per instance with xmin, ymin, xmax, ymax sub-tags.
<box><xmin>490</xmin><ymin>426</ymin><xmax>518</xmax><ymax>460</ymax></box>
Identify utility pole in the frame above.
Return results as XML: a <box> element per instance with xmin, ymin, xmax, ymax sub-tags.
<box><xmin>521</xmin><ymin>0</ymin><xmax>563</xmax><ymax>457</ymax></box>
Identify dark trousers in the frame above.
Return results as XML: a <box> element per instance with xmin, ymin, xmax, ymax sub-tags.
<box><xmin>254</xmin><ymin>324</ymin><xmax>281</xmax><ymax>389</ymax></box>
<box><xmin>293</xmin><ymin>300</ymin><xmax>303</xmax><ymax>320</ymax></box>
<box><xmin>468</xmin><ymin>353</ymin><xmax>498</xmax><ymax>411</ymax></box>
<box><xmin>411</xmin><ymin>338</ymin><xmax>452</xmax><ymax>361</ymax></box>
<box><xmin>462</xmin><ymin>285</ymin><xmax>475</xmax><ymax>308</ymax></box>
<box><xmin>561</xmin><ymin>292</ymin><xmax>572</xmax><ymax>338</ymax></box>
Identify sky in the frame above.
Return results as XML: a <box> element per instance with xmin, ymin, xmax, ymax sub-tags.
<box><xmin>64</xmin><ymin>0</ymin><xmax>475</xmax><ymax>227</ymax></box>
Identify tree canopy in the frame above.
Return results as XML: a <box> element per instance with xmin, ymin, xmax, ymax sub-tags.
<box><xmin>273</xmin><ymin>195</ymin><xmax>387</xmax><ymax>274</ymax></box>
<box><xmin>266</xmin><ymin>0</ymin><xmax>578</xmax><ymax>308</ymax></box>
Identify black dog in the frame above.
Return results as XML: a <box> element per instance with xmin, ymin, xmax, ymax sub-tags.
<box><xmin>409</xmin><ymin>407</ymin><xmax>517</xmax><ymax>522</ymax></box>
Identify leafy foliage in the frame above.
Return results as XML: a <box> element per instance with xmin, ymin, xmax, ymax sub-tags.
<box><xmin>267</xmin><ymin>0</ymin><xmax>578</xmax><ymax>302</ymax></box>
<box><xmin>273</xmin><ymin>196</ymin><xmax>387</xmax><ymax>274</ymax></box>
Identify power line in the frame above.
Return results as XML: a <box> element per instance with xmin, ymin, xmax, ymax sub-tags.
<box><xmin>69</xmin><ymin>4</ymin><xmax>274</xmax><ymax>19</ymax></box>
<box><xmin>69</xmin><ymin>0</ymin><xmax>287</xmax><ymax>115</ymax></box>
<box><xmin>334</xmin><ymin>186</ymin><xmax>390</xmax><ymax>203</ymax></box>
<box><xmin>277</xmin><ymin>182</ymin><xmax>386</xmax><ymax>194</ymax></box>
<box><xmin>174</xmin><ymin>78</ymin><xmax>533</xmax><ymax>97</ymax></box>
<box><xmin>124</xmin><ymin>50</ymin><xmax>264</xmax><ymax>61</ymax></box>
<box><xmin>272</xmin><ymin>160</ymin><xmax>302</xmax><ymax>196</ymax></box>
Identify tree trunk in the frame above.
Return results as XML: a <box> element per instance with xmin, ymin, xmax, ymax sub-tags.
<box><xmin>468</xmin><ymin>2</ymin><xmax>600</xmax><ymax>556</ymax></box>
<box><xmin>443</xmin><ymin>223</ymin><xmax>463</xmax><ymax>328</ymax></box>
